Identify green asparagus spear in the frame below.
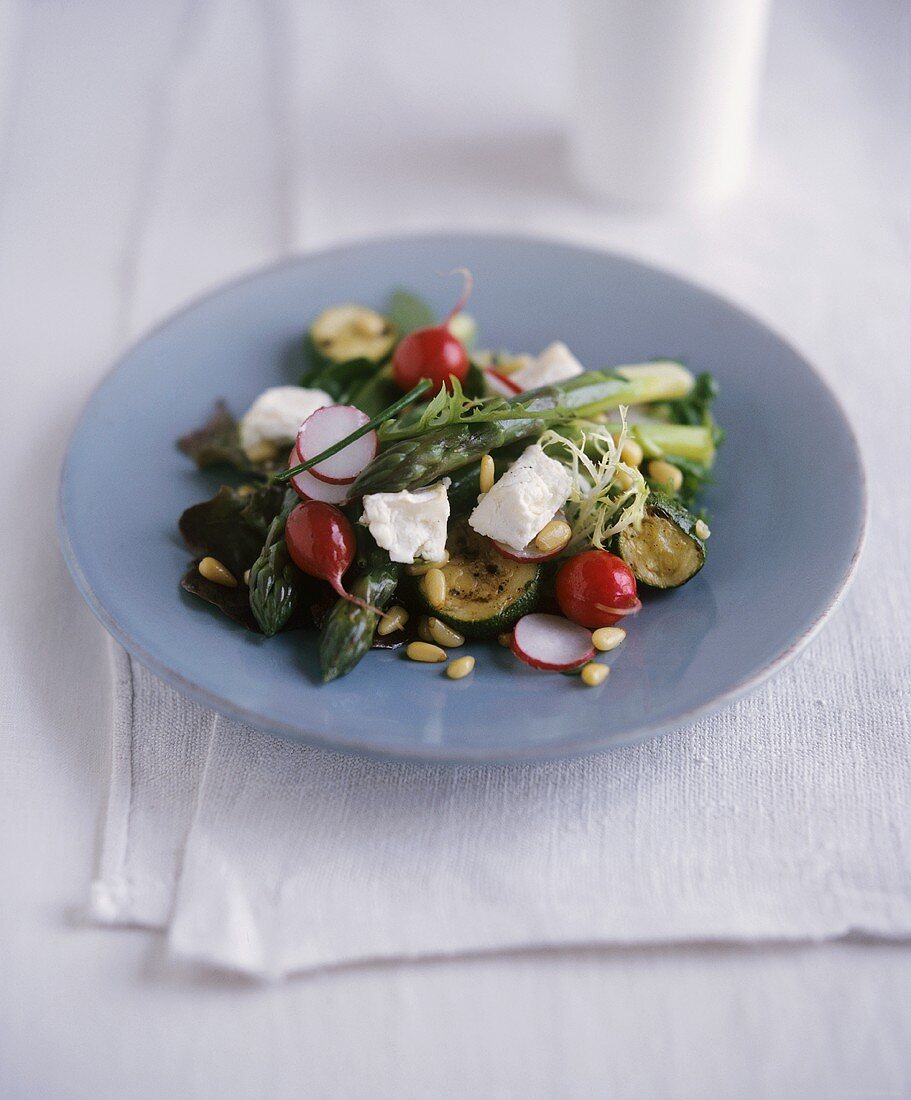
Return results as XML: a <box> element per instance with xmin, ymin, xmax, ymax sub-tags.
<box><xmin>248</xmin><ymin>488</ymin><xmax>303</xmax><ymax>636</ymax></box>
<box><xmin>351</xmin><ymin>364</ymin><xmax>694</xmax><ymax>496</ymax></box>
<box><xmin>319</xmin><ymin>544</ymin><xmax>402</xmax><ymax>682</ymax></box>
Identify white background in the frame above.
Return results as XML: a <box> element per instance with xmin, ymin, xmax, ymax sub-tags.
<box><xmin>1</xmin><ymin>0</ymin><xmax>909</xmax><ymax>1097</ymax></box>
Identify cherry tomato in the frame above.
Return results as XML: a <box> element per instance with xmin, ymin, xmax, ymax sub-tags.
<box><xmin>555</xmin><ymin>550</ymin><xmax>640</xmax><ymax>629</ymax></box>
<box><xmin>392</xmin><ymin>325</ymin><xmax>469</xmax><ymax>394</ymax></box>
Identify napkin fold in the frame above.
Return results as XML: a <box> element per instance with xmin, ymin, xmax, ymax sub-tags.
<box><xmin>91</xmin><ymin>534</ymin><xmax>911</xmax><ymax>978</ymax></box>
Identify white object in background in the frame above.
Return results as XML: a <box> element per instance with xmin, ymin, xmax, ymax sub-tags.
<box><xmin>511</xmin><ymin>341</ymin><xmax>585</xmax><ymax>389</ymax></box>
<box><xmin>571</xmin><ymin>0</ymin><xmax>771</xmax><ymax>207</ymax></box>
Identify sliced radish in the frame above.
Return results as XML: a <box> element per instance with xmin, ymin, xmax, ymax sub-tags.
<box><xmin>493</xmin><ymin>540</ymin><xmax>562</xmax><ymax>564</ymax></box>
<box><xmin>512</xmin><ymin>614</ymin><xmax>596</xmax><ymax>672</ymax></box>
<box><xmin>296</xmin><ymin>405</ymin><xmax>377</xmax><ymax>486</ymax></box>
<box><xmin>287</xmin><ymin>445</ymin><xmax>350</xmax><ymax>504</ymax></box>
<box><xmin>484</xmin><ymin>368</ymin><xmax>522</xmax><ymax>397</ymax></box>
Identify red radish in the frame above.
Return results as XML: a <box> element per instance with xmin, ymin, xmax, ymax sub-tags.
<box><xmin>287</xmin><ymin>445</ymin><xmax>349</xmax><ymax>504</ymax></box>
<box><xmin>555</xmin><ymin>550</ymin><xmax>641</xmax><ymax>629</ymax></box>
<box><xmin>285</xmin><ymin>500</ymin><xmax>380</xmax><ymax>612</ymax></box>
<box><xmin>484</xmin><ymin>368</ymin><xmax>522</xmax><ymax>398</ymax></box>
<box><xmin>392</xmin><ymin>269</ymin><xmax>473</xmax><ymax>394</ymax></box>
<box><xmin>512</xmin><ymin>614</ymin><xmax>596</xmax><ymax>672</ymax></box>
<box><xmin>296</xmin><ymin>405</ymin><xmax>377</xmax><ymax>485</ymax></box>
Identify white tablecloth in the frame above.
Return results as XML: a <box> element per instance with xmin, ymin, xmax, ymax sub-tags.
<box><xmin>1</xmin><ymin>0</ymin><xmax>909</xmax><ymax>1096</ymax></box>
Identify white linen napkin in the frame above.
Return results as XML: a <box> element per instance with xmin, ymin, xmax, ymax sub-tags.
<box><xmin>89</xmin><ymin>518</ymin><xmax>911</xmax><ymax>977</ymax></box>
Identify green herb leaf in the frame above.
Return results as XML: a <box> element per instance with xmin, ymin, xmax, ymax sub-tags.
<box><xmin>177</xmin><ymin>401</ymin><xmax>254</xmax><ymax>472</ymax></box>
<box><xmin>178</xmin><ymin>484</ymin><xmax>289</xmax><ymax>631</ymax></box>
<box><xmin>388</xmin><ymin>290</ymin><xmax>436</xmax><ymax>336</ymax></box>
<box><xmin>179</xmin><ymin>484</ymin><xmax>283</xmax><ymax>578</ymax></box>
<box><xmin>298</xmin><ymin>340</ymin><xmax>381</xmax><ymax>402</ymax></box>
<box><xmin>180</xmin><ymin>563</ymin><xmax>260</xmax><ymax>631</ymax></box>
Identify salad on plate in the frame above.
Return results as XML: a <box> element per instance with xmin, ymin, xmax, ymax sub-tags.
<box><xmin>177</xmin><ymin>272</ymin><xmax>723</xmax><ymax>684</ymax></box>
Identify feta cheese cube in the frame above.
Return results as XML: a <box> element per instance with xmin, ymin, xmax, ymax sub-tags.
<box><xmin>510</xmin><ymin>341</ymin><xmax>584</xmax><ymax>390</ymax></box>
<box><xmin>469</xmin><ymin>444</ymin><xmax>573</xmax><ymax>551</ymax></box>
<box><xmin>361</xmin><ymin>480</ymin><xmax>450</xmax><ymax>564</ymax></box>
<box><xmin>239</xmin><ymin>386</ymin><xmax>334</xmax><ymax>452</ymax></box>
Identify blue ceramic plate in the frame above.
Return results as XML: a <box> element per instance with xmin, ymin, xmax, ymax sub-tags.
<box><xmin>58</xmin><ymin>235</ymin><xmax>865</xmax><ymax>762</ymax></box>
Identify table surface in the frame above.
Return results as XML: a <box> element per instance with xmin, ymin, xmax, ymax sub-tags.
<box><xmin>1</xmin><ymin>1</ymin><xmax>908</xmax><ymax>1097</ymax></box>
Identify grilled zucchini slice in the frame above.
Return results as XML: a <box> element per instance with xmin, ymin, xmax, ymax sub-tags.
<box><xmin>309</xmin><ymin>304</ymin><xmax>396</xmax><ymax>364</ymax></box>
<box><xmin>417</xmin><ymin>519</ymin><xmax>541</xmax><ymax>638</ymax></box>
<box><xmin>615</xmin><ymin>494</ymin><xmax>706</xmax><ymax>589</ymax></box>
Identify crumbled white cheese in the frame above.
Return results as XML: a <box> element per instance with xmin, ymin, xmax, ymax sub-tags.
<box><xmin>239</xmin><ymin>386</ymin><xmax>334</xmax><ymax>452</ymax></box>
<box><xmin>361</xmin><ymin>480</ymin><xmax>451</xmax><ymax>564</ymax></box>
<box><xmin>469</xmin><ymin>444</ymin><xmax>573</xmax><ymax>551</ymax></box>
<box><xmin>510</xmin><ymin>341</ymin><xmax>584</xmax><ymax>390</ymax></box>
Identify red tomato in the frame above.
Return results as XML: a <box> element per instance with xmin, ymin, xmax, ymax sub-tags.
<box><xmin>392</xmin><ymin>326</ymin><xmax>470</xmax><ymax>394</ymax></box>
<box><xmin>555</xmin><ymin>550</ymin><xmax>640</xmax><ymax>629</ymax></box>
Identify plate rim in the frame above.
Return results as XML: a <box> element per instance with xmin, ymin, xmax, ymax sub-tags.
<box><xmin>57</xmin><ymin>231</ymin><xmax>869</xmax><ymax>763</ymax></box>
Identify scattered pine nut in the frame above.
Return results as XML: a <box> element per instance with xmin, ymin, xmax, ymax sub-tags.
<box><xmin>199</xmin><ymin>557</ymin><xmax>237</xmax><ymax>588</ymax></box>
<box><xmin>244</xmin><ymin>440</ymin><xmax>279</xmax><ymax>464</ymax></box>
<box><xmin>417</xmin><ymin>616</ymin><xmax>434</xmax><ymax>643</ymax></box>
<box><xmin>592</xmin><ymin>626</ymin><xmax>626</xmax><ymax>652</ymax></box>
<box><xmin>377</xmin><ymin>605</ymin><xmax>408</xmax><ymax>636</ymax></box>
<box><xmin>479</xmin><ymin>454</ymin><xmax>495</xmax><ymax>494</ymax></box>
<box><xmin>614</xmin><ymin>468</ymin><xmax>634</xmax><ymax>491</ymax></box>
<box><xmin>581</xmin><ymin>662</ymin><xmax>609</xmax><ymax>687</ymax></box>
<box><xmin>534</xmin><ymin>518</ymin><xmax>572</xmax><ymax>555</ymax></box>
<box><xmin>428</xmin><ymin>617</ymin><xmax>465</xmax><ymax>648</ymax></box>
<box><xmin>620</xmin><ymin>439</ymin><xmax>644</xmax><ymax>467</ymax></box>
<box><xmin>496</xmin><ymin>354</ymin><xmax>532</xmax><ymax>376</ymax></box>
<box><xmin>447</xmin><ymin>655</ymin><xmax>476</xmax><ymax>680</ymax></box>
<box><xmin>243</xmin><ymin>569</ymin><xmax>251</xmax><ymax>585</ymax></box>
<box><xmin>423</xmin><ymin>567</ymin><xmax>447</xmax><ymax>610</ymax></box>
<box><xmin>406</xmin><ymin>641</ymin><xmax>447</xmax><ymax>664</ymax></box>
<box><xmin>647</xmin><ymin>459</ymin><xmax>684</xmax><ymax>493</ymax></box>
<box><xmin>695</xmin><ymin>519</ymin><xmax>711</xmax><ymax>540</ymax></box>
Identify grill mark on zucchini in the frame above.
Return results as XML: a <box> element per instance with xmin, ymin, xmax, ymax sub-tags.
<box><xmin>615</xmin><ymin>493</ymin><xmax>706</xmax><ymax>589</ymax></box>
<box><xmin>417</xmin><ymin>519</ymin><xmax>541</xmax><ymax>638</ymax></box>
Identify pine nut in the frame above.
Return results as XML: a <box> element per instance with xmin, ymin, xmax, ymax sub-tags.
<box><xmin>592</xmin><ymin>626</ymin><xmax>626</xmax><ymax>652</ymax></box>
<box><xmin>244</xmin><ymin>440</ymin><xmax>278</xmax><ymax>464</ymax></box>
<box><xmin>695</xmin><ymin>519</ymin><xmax>711</xmax><ymax>540</ymax></box>
<box><xmin>243</xmin><ymin>569</ymin><xmax>251</xmax><ymax>585</ymax></box>
<box><xmin>620</xmin><ymin>439</ymin><xmax>644</xmax><ymax>467</ymax></box>
<box><xmin>498</xmin><ymin>632</ymin><xmax>513</xmax><ymax>647</ymax></box>
<box><xmin>581</xmin><ymin>662</ymin><xmax>609</xmax><ymax>687</ymax></box>
<box><xmin>423</xmin><ymin>567</ymin><xmax>447</xmax><ymax>610</ymax></box>
<box><xmin>534</xmin><ymin>518</ymin><xmax>572</xmax><ymax>555</ymax></box>
<box><xmin>406</xmin><ymin>553</ymin><xmax>449</xmax><ymax>576</ymax></box>
<box><xmin>497</xmin><ymin>353</ymin><xmax>531</xmax><ymax>376</ymax></box>
<box><xmin>428</xmin><ymin>617</ymin><xmax>465</xmax><ymax>648</ymax></box>
<box><xmin>406</xmin><ymin>641</ymin><xmax>447</xmax><ymax>663</ymax></box>
<box><xmin>479</xmin><ymin>454</ymin><xmax>495</xmax><ymax>494</ymax></box>
<box><xmin>614</xmin><ymin>468</ymin><xmax>634</xmax><ymax>491</ymax></box>
<box><xmin>447</xmin><ymin>655</ymin><xmax>475</xmax><ymax>680</ymax></box>
<box><xmin>199</xmin><ymin>557</ymin><xmax>237</xmax><ymax>587</ymax></box>
<box><xmin>417</xmin><ymin>616</ymin><xmax>434</xmax><ymax>642</ymax></box>
<box><xmin>648</xmin><ymin>460</ymin><xmax>684</xmax><ymax>493</ymax></box>
<box><xmin>377</xmin><ymin>605</ymin><xmax>408</xmax><ymax>636</ymax></box>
